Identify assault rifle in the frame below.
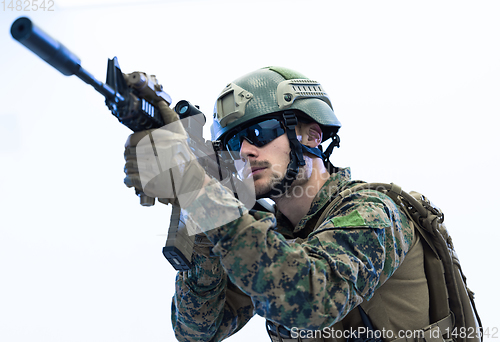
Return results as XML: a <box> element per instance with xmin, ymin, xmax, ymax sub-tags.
<box><xmin>10</xmin><ymin>16</ymin><xmax>242</xmax><ymax>271</ymax></box>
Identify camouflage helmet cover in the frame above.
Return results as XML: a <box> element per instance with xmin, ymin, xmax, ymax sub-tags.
<box><xmin>211</xmin><ymin>66</ymin><xmax>341</xmax><ymax>144</ymax></box>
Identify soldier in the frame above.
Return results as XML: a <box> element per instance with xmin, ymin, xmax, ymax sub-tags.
<box><xmin>124</xmin><ymin>67</ymin><xmax>437</xmax><ymax>342</ymax></box>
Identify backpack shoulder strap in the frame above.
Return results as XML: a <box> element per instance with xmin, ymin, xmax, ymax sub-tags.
<box><xmin>313</xmin><ymin>182</ymin><xmax>482</xmax><ymax>342</ymax></box>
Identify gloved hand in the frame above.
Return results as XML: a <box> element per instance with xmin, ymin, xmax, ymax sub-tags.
<box><xmin>124</xmin><ymin>102</ymin><xmax>207</xmax><ymax>208</ymax></box>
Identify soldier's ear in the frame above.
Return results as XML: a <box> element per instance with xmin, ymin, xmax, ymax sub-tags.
<box><xmin>296</xmin><ymin>122</ymin><xmax>323</xmax><ymax>148</ymax></box>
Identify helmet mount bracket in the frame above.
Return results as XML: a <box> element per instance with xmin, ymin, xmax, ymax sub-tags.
<box><xmin>216</xmin><ymin>83</ymin><xmax>253</xmax><ymax>127</ymax></box>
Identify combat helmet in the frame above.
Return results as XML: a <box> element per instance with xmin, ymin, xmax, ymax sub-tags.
<box><xmin>211</xmin><ymin>66</ymin><xmax>341</xmax><ymax>197</ymax></box>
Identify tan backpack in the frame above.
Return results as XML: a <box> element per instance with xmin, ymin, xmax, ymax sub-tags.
<box><xmin>316</xmin><ymin>182</ymin><xmax>483</xmax><ymax>342</ymax></box>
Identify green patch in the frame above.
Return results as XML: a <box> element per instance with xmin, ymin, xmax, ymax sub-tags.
<box><xmin>265</xmin><ymin>66</ymin><xmax>307</xmax><ymax>80</ymax></box>
<box><xmin>331</xmin><ymin>210</ymin><xmax>367</xmax><ymax>227</ymax></box>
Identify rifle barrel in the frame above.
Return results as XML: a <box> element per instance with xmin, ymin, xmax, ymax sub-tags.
<box><xmin>11</xmin><ymin>17</ymin><xmax>123</xmax><ymax>102</ymax></box>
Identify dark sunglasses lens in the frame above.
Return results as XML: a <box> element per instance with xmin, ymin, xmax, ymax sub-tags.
<box><xmin>251</xmin><ymin>119</ymin><xmax>285</xmax><ymax>146</ymax></box>
<box><xmin>226</xmin><ymin>119</ymin><xmax>285</xmax><ymax>157</ymax></box>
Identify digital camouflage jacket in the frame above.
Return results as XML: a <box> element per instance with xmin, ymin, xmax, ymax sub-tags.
<box><xmin>171</xmin><ymin>168</ymin><xmax>414</xmax><ymax>342</ymax></box>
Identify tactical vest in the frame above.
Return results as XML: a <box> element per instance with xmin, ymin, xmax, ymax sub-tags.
<box><xmin>266</xmin><ymin>183</ymin><xmax>481</xmax><ymax>342</ymax></box>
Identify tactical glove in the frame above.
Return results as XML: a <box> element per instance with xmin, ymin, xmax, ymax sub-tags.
<box><xmin>124</xmin><ymin>102</ymin><xmax>206</xmax><ymax>208</ymax></box>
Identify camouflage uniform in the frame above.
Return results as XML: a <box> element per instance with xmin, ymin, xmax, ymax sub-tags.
<box><xmin>171</xmin><ymin>168</ymin><xmax>417</xmax><ymax>342</ymax></box>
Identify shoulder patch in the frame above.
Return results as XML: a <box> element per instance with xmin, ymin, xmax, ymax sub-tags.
<box><xmin>331</xmin><ymin>210</ymin><xmax>367</xmax><ymax>228</ymax></box>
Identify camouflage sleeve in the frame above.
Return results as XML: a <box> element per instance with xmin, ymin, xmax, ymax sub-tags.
<box><xmin>183</xmin><ymin>181</ymin><xmax>413</xmax><ymax>332</ymax></box>
<box><xmin>171</xmin><ymin>236</ymin><xmax>255</xmax><ymax>342</ymax></box>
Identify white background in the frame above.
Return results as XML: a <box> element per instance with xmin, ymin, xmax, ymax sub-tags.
<box><xmin>1</xmin><ymin>0</ymin><xmax>498</xmax><ymax>341</ymax></box>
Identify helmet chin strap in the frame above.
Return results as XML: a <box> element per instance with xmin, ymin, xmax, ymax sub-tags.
<box><xmin>260</xmin><ymin>112</ymin><xmax>307</xmax><ymax>199</ymax></box>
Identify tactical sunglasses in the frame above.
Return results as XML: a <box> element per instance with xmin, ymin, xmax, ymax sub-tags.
<box><xmin>224</xmin><ymin>118</ymin><xmax>286</xmax><ymax>159</ymax></box>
